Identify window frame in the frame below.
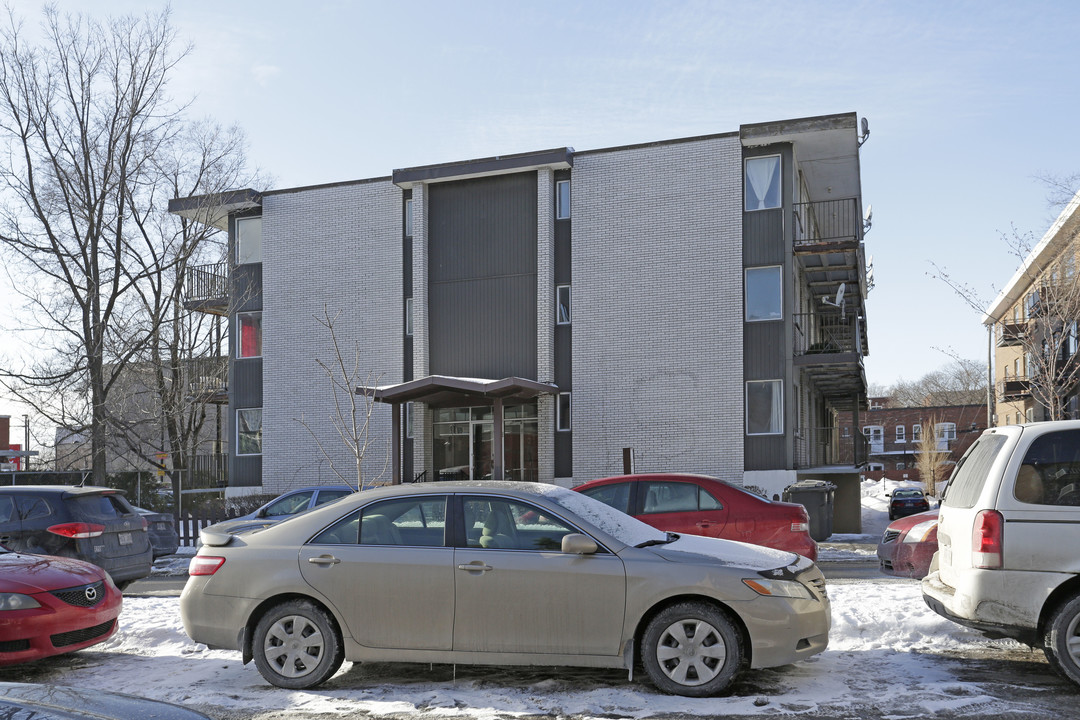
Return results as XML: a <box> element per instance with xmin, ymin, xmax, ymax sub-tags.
<box><xmin>896</xmin><ymin>425</ymin><xmax>906</xmax><ymax>443</ymax></box>
<box><xmin>556</xmin><ymin>284</ymin><xmax>571</xmax><ymax>325</ymax></box>
<box><xmin>236</xmin><ymin>311</ymin><xmax>263</xmax><ymax>359</ymax></box>
<box><xmin>235</xmin><ymin>216</ymin><xmax>262</xmax><ymax>265</ymax></box>
<box><xmin>745</xmin><ymin>379</ymin><xmax>783</xmax><ymax>436</ymax></box>
<box><xmin>744</xmin><ymin>265</ymin><xmax>783</xmax><ymax>322</ymax></box>
<box><xmin>913</xmin><ymin>424</ymin><xmax>923</xmax><ymax>442</ymax></box>
<box><xmin>404</xmin><ymin>197</ymin><xmax>413</xmax><ymax>237</ymax></box>
<box><xmin>236</xmin><ymin>408</ymin><xmax>263</xmax><ymax>456</ymax></box>
<box><xmin>556</xmin><ymin>180</ymin><xmax>571</xmax><ymax>220</ymax></box>
<box><xmin>405</xmin><ymin>297</ymin><xmax>413</xmax><ymax>337</ymax></box>
<box><xmin>744</xmin><ymin>155</ymin><xmax>782</xmax><ymax>212</ymax></box>
<box><xmin>557</xmin><ymin>392</ymin><xmax>572</xmax><ymax>432</ymax></box>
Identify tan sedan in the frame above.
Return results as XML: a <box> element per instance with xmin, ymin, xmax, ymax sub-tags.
<box><xmin>180</xmin><ymin>482</ymin><xmax>830</xmax><ymax>697</ymax></box>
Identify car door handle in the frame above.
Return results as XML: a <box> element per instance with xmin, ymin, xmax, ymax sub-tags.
<box><xmin>307</xmin><ymin>555</ymin><xmax>341</xmax><ymax>565</ymax></box>
<box><xmin>457</xmin><ymin>562</ymin><xmax>493</xmax><ymax>572</ymax></box>
<box><xmin>696</xmin><ymin>521</ymin><xmax>715</xmax><ymax>527</ymax></box>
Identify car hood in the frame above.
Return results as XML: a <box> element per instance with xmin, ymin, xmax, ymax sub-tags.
<box><xmin>887</xmin><ymin>509</ymin><xmax>939</xmax><ymax>533</ymax></box>
<box><xmin>0</xmin><ymin>553</ymin><xmax>104</xmax><ymax>593</ymax></box>
<box><xmin>0</xmin><ymin>682</ymin><xmax>211</xmax><ymax>720</ymax></box>
<box><xmin>647</xmin><ymin>533</ymin><xmax>803</xmax><ymax>571</ymax></box>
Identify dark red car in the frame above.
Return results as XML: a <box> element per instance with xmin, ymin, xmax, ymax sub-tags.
<box><xmin>0</xmin><ymin>546</ymin><xmax>122</xmax><ymax>666</ymax></box>
<box><xmin>574</xmin><ymin>473</ymin><xmax>817</xmax><ymax>560</ymax></box>
<box><xmin>877</xmin><ymin>509</ymin><xmax>938</xmax><ymax>579</ymax></box>
<box><xmin>887</xmin><ymin>487</ymin><xmax>931</xmax><ymax>520</ymax></box>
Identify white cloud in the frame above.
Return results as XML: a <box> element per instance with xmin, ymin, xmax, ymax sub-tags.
<box><xmin>251</xmin><ymin>64</ymin><xmax>280</xmax><ymax>87</ymax></box>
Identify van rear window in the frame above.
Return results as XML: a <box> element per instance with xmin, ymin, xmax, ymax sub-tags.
<box><xmin>68</xmin><ymin>494</ymin><xmax>133</xmax><ymax>521</ymax></box>
<box><xmin>943</xmin><ymin>434</ymin><xmax>1009</xmax><ymax>509</ymax></box>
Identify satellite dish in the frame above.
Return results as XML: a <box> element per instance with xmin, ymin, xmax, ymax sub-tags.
<box><xmin>859</xmin><ymin>117</ymin><xmax>870</xmax><ymax>147</ymax></box>
<box><xmin>863</xmin><ymin>204</ymin><xmax>873</xmax><ymax>233</ymax></box>
<box><xmin>823</xmin><ymin>282</ymin><xmax>847</xmax><ymax>319</ymax></box>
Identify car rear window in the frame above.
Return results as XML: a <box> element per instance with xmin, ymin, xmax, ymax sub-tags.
<box><xmin>1015</xmin><ymin>429</ymin><xmax>1080</xmax><ymax>506</ymax></box>
<box><xmin>67</xmin><ymin>493</ymin><xmax>135</xmax><ymax>521</ymax></box>
<box><xmin>942</xmin><ymin>433</ymin><xmax>1009</xmax><ymax>509</ymax></box>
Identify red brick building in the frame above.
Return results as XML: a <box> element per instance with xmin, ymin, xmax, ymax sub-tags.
<box><xmin>838</xmin><ymin>401</ymin><xmax>986</xmax><ymax>485</ymax></box>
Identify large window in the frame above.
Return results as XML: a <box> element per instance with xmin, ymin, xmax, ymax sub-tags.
<box><xmin>236</xmin><ymin>216</ymin><xmax>262</xmax><ymax>265</ymax></box>
<box><xmin>556</xmin><ymin>285</ymin><xmax>571</xmax><ymax>325</ymax></box>
<box><xmin>744</xmin><ymin>156</ymin><xmax>781</xmax><ymax>211</ymax></box>
<box><xmin>745</xmin><ymin>266</ymin><xmax>782</xmax><ymax>321</ymax></box>
<box><xmin>236</xmin><ymin>409</ymin><xmax>262</xmax><ymax>456</ymax></box>
<box><xmin>556</xmin><ymin>180</ymin><xmax>571</xmax><ymax>219</ymax></box>
<box><xmin>237</xmin><ymin>312</ymin><xmax>262</xmax><ymax>358</ymax></box>
<box><xmin>746</xmin><ymin>380</ymin><xmax>782</xmax><ymax>435</ymax></box>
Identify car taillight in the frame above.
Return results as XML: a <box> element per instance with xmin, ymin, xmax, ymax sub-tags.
<box><xmin>791</xmin><ymin>522</ymin><xmax>809</xmax><ymax>533</ymax></box>
<box><xmin>189</xmin><ymin>556</ymin><xmax>226</xmax><ymax>576</ymax></box>
<box><xmin>140</xmin><ymin>517</ymin><xmax>149</xmax><ymax>530</ymax></box>
<box><xmin>972</xmin><ymin>509</ymin><xmax>1003</xmax><ymax>569</ymax></box>
<box><xmin>47</xmin><ymin>522</ymin><xmax>105</xmax><ymax>539</ymax></box>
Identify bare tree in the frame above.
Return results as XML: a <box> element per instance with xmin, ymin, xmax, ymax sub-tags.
<box><xmin>888</xmin><ymin>359</ymin><xmax>987</xmax><ymax>407</ymax></box>
<box><xmin>0</xmin><ymin>6</ymin><xmax>255</xmax><ymax>484</ymax></box>
<box><xmin>294</xmin><ymin>305</ymin><xmax>389</xmax><ymax>490</ymax></box>
<box><xmin>916</xmin><ymin>414</ymin><xmax>950</xmax><ymax>497</ymax></box>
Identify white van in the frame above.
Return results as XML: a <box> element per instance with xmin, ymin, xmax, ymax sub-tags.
<box><xmin>922</xmin><ymin>420</ymin><xmax>1080</xmax><ymax>685</ymax></box>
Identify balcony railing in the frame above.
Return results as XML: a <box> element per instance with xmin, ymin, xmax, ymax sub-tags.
<box><xmin>998</xmin><ymin>376</ymin><xmax>1031</xmax><ymax>400</ymax></box>
<box><xmin>794</xmin><ymin>313</ymin><xmax>862</xmax><ymax>356</ymax></box>
<box><xmin>185</xmin><ymin>263</ymin><xmax>228</xmax><ymax>310</ymax></box>
<box><xmin>996</xmin><ymin>320</ymin><xmax>1026</xmax><ymax>347</ymax></box>
<box><xmin>185</xmin><ymin>356</ymin><xmax>227</xmax><ymax>403</ymax></box>
<box><xmin>793</xmin><ymin>198</ymin><xmax>861</xmax><ymax>248</ymax></box>
<box><xmin>794</xmin><ymin>426</ymin><xmax>869</xmax><ymax>469</ymax></box>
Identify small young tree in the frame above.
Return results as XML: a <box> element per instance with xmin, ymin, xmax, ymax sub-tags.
<box><xmin>916</xmin><ymin>415</ymin><xmax>950</xmax><ymax>497</ymax></box>
<box><xmin>294</xmin><ymin>305</ymin><xmax>389</xmax><ymax>490</ymax></box>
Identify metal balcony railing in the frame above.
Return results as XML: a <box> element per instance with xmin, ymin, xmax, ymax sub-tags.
<box><xmin>185</xmin><ymin>263</ymin><xmax>228</xmax><ymax>304</ymax></box>
<box><xmin>793</xmin><ymin>198</ymin><xmax>861</xmax><ymax>247</ymax></box>
<box><xmin>185</xmin><ymin>356</ymin><xmax>227</xmax><ymax>401</ymax></box>
<box><xmin>794</xmin><ymin>425</ymin><xmax>869</xmax><ymax>469</ymax></box>
<box><xmin>794</xmin><ymin>313</ymin><xmax>863</xmax><ymax>356</ymax></box>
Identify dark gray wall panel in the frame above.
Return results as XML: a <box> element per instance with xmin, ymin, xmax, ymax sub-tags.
<box><xmin>745</xmin><ymin>436</ymin><xmax>785</xmax><ymax>471</ymax></box>
<box><xmin>232</xmin><ymin>359</ymin><xmax>263</xmax><ymax>407</ymax></box>
<box><xmin>742</xmin><ymin>210</ymin><xmax>784</xmax><ymax>266</ymax></box>
<box><xmin>230</xmin><ymin>454</ymin><xmax>262</xmax><ymax>487</ymax></box>
<box><xmin>555</xmin><ymin>326</ymin><xmax>572</xmax><ymax>388</ymax></box>
<box><xmin>555</xmin><ymin>432</ymin><xmax>572</xmax><ymax>477</ymax></box>
<box><xmin>232</xmin><ymin>264</ymin><xmax>262</xmax><ymax>313</ymax></box>
<box><xmin>429</xmin><ymin>275</ymin><xmax>537</xmax><ymax>378</ymax></box>
<box><xmin>743</xmin><ymin>323</ymin><xmax>783</xmax><ymax>379</ymax></box>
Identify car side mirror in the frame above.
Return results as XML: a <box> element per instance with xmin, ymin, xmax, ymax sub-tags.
<box><xmin>256</xmin><ymin>508</ymin><xmax>268</xmax><ymax>518</ymax></box>
<box><xmin>561</xmin><ymin>533</ymin><xmax>597</xmax><ymax>555</ymax></box>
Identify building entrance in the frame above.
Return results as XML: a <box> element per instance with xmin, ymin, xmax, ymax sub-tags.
<box><xmin>432</xmin><ymin>404</ymin><xmax>537</xmax><ymax>481</ymax></box>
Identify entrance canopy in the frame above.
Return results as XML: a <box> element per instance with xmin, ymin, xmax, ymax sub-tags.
<box><xmin>360</xmin><ymin>376</ymin><xmax>559</xmax><ymax>484</ymax></box>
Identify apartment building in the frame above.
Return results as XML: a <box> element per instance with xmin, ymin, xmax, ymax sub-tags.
<box><xmin>171</xmin><ymin>112</ymin><xmax>873</xmax><ymax>530</ymax></box>
<box><xmin>984</xmin><ymin>191</ymin><xmax>1080</xmax><ymax>424</ymax></box>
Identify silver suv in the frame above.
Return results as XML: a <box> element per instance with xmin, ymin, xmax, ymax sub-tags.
<box><xmin>922</xmin><ymin>420</ymin><xmax>1080</xmax><ymax>685</ymax></box>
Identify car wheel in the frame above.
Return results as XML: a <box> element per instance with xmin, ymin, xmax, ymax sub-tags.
<box><xmin>1044</xmin><ymin>594</ymin><xmax>1080</xmax><ymax>686</ymax></box>
<box><xmin>253</xmin><ymin>600</ymin><xmax>344</xmax><ymax>689</ymax></box>
<box><xmin>641</xmin><ymin>601</ymin><xmax>743</xmax><ymax>697</ymax></box>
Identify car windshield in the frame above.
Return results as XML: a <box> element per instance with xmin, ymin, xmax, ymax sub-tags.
<box><xmin>540</xmin><ymin>486</ymin><xmax>666</xmax><ymax>547</ymax></box>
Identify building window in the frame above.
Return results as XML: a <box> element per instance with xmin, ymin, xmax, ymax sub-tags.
<box><xmin>404</xmin><ymin>198</ymin><xmax>413</xmax><ymax>237</ymax></box>
<box><xmin>236</xmin><ymin>409</ymin><xmax>262</xmax><ymax>456</ymax></box>
<box><xmin>746</xmin><ymin>380</ymin><xmax>782</xmax><ymax>435</ymax></box>
<box><xmin>842</xmin><ymin>426</ymin><xmax>850</xmax><ymax>437</ymax></box>
<box><xmin>557</xmin><ymin>392</ymin><xmax>572</xmax><ymax>432</ymax></box>
<box><xmin>1026</xmin><ymin>408</ymin><xmax>1034</xmax><ymax>423</ymax></box>
<box><xmin>912</xmin><ymin>424</ymin><xmax>922</xmax><ymax>442</ymax></box>
<box><xmin>896</xmin><ymin>425</ymin><xmax>905</xmax><ymax>443</ymax></box>
<box><xmin>745</xmin><ymin>266</ymin><xmax>782</xmax><ymax>322</ymax></box>
<box><xmin>237</xmin><ymin>312</ymin><xmax>262</xmax><ymax>358</ymax></box>
<box><xmin>744</xmin><ymin>156</ymin><xmax>781</xmax><ymax>211</ymax></box>
<box><xmin>236</xmin><ymin>216</ymin><xmax>262</xmax><ymax>265</ymax></box>
<box><xmin>556</xmin><ymin>285</ymin><xmax>571</xmax><ymax>325</ymax></box>
<box><xmin>868</xmin><ymin>463</ymin><xmax>884</xmax><ymax>472</ymax></box>
<box><xmin>405</xmin><ymin>298</ymin><xmax>413</xmax><ymax>336</ymax></box>
<box><xmin>556</xmin><ymin>180</ymin><xmax>571</xmax><ymax>220</ymax></box>
<box><xmin>936</xmin><ymin>422</ymin><xmax>956</xmax><ymax>450</ymax></box>
<box><xmin>896</xmin><ymin>462</ymin><xmax>906</xmax><ymax>471</ymax></box>
<box><xmin>405</xmin><ymin>402</ymin><xmax>414</xmax><ymax>439</ymax></box>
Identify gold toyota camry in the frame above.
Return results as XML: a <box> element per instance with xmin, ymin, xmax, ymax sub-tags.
<box><xmin>180</xmin><ymin>482</ymin><xmax>830</xmax><ymax>697</ymax></box>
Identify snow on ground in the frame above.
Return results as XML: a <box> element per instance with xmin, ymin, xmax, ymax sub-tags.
<box><xmin>7</xmin><ymin>481</ymin><xmax>1050</xmax><ymax>719</ymax></box>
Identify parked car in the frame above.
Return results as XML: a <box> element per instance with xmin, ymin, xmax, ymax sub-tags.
<box><xmin>923</xmin><ymin>420</ymin><xmax>1080</xmax><ymax>687</ymax></box>
<box><xmin>135</xmin><ymin>507</ymin><xmax>179</xmax><ymax>558</ymax></box>
<box><xmin>574</xmin><ymin>473</ymin><xmax>818</xmax><ymax>560</ymax></box>
<box><xmin>0</xmin><ymin>486</ymin><xmax>152</xmax><ymax>588</ymax></box>
<box><xmin>877</xmin><ymin>510</ymin><xmax>938</xmax><ymax>579</ymax></box>
<box><xmin>0</xmin><ymin>682</ymin><xmax>212</xmax><ymax>719</ymax></box>
<box><xmin>203</xmin><ymin>485</ymin><xmax>357</xmax><ymax>535</ymax></box>
<box><xmin>181</xmin><ymin>481</ymin><xmax>830</xmax><ymax>697</ymax></box>
<box><xmin>0</xmin><ymin>546</ymin><xmax>122</xmax><ymax>665</ymax></box>
<box><xmin>887</xmin><ymin>487</ymin><xmax>930</xmax><ymax>520</ymax></box>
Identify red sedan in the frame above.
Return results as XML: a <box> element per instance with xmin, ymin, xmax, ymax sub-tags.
<box><xmin>575</xmin><ymin>473</ymin><xmax>817</xmax><ymax>560</ymax></box>
<box><xmin>877</xmin><ymin>510</ymin><xmax>938</xmax><ymax>579</ymax></box>
<box><xmin>0</xmin><ymin>547</ymin><xmax>122</xmax><ymax>666</ymax></box>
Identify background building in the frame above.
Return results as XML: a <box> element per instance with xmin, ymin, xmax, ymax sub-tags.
<box><xmin>172</xmin><ymin>112</ymin><xmax>873</xmax><ymax>530</ymax></box>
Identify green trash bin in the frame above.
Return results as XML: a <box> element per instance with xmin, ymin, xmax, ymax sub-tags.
<box><xmin>782</xmin><ymin>480</ymin><xmax>836</xmax><ymax>541</ymax></box>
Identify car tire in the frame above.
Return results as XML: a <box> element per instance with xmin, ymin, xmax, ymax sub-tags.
<box><xmin>641</xmin><ymin>601</ymin><xmax>743</xmax><ymax>697</ymax></box>
<box><xmin>1044</xmin><ymin>594</ymin><xmax>1080</xmax><ymax>686</ymax></box>
<box><xmin>252</xmin><ymin>600</ymin><xmax>344</xmax><ymax>689</ymax></box>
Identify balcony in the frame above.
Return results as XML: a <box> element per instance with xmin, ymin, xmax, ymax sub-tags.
<box><xmin>185</xmin><ymin>263</ymin><xmax>228</xmax><ymax>315</ymax></box>
<box><xmin>793</xmin><ymin>312</ymin><xmax>866</xmax><ymax>407</ymax></box>
<box><xmin>185</xmin><ymin>356</ymin><xmax>228</xmax><ymax>405</ymax></box>
<box><xmin>999</xmin><ymin>376</ymin><xmax>1031</xmax><ymax>401</ymax></box>
<box><xmin>997</xmin><ymin>320</ymin><xmax>1026</xmax><ymax>347</ymax></box>
<box><xmin>795</xmin><ymin>425</ymin><xmax>869</xmax><ymax>469</ymax></box>
<box><xmin>793</xmin><ymin>198</ymin><xmax>862</xmax><ymax>251</ymax></box>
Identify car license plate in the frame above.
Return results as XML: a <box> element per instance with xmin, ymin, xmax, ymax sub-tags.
<box><xmin>118</xmin><ymin>532</ymin><xmax>132</xmax><ymax>546</ymax></box>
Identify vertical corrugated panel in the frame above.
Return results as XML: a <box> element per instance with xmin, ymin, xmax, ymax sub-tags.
<box><xmin>428</xmin><ymin>174</ymin><xmax>537</xmax><ymax>378</ymax></box>
<box><xmin>233</xmin><ymin>359</ymin><xmax>263</xmax><ymax>407</ymax></box>
<box><xmin>745</xmin><ymin>436</ymin><xmax>786</xmax><ymax>470</ymax></box>
<box><xmin>742</xmin><ymin>210</ymin><xmax>785</xmax><ymax>266</ymax></box>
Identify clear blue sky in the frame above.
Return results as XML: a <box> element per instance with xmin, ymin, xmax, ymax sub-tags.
<box><xmin>6</xmin><ymin>0</ymin><xmax>1080</xmax><ymax>391</ymax></box>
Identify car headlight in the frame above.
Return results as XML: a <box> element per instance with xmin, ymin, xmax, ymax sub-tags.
<box><xmin>742</xmin><ymin>578</ymin><xmax>813</xmax><ymax>600</ymax></box>
<box><xmin>903</xmin><ymin>519</ymin><xmax>938</xmax><ymax>543</ymax></box>
<box><xmin>0</xmin><ymin>593</ymin><xmax>41</xmax><ymax>611</ymax></box>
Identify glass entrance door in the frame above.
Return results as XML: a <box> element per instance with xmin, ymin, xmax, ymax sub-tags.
<box><xmin>433</xmin><ymin>404</ymin><xmax>538</xmax><ymax>481</ymax></box>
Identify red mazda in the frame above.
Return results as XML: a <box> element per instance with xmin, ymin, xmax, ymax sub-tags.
<box><xmin>0</xmin><ymin>546</ymin><xmax>123</xmax><ymax>666</ymax></box>
<box><xmin>575</xmin><ymin>473</ymin><xmax>817</xmax><ymax>560</ymax></box>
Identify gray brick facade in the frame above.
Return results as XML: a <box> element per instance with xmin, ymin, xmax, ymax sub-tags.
<box><xmin>570</xmin><ymin>135</ymin><xmax>745</xmax><ymax>484</ymax></box>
